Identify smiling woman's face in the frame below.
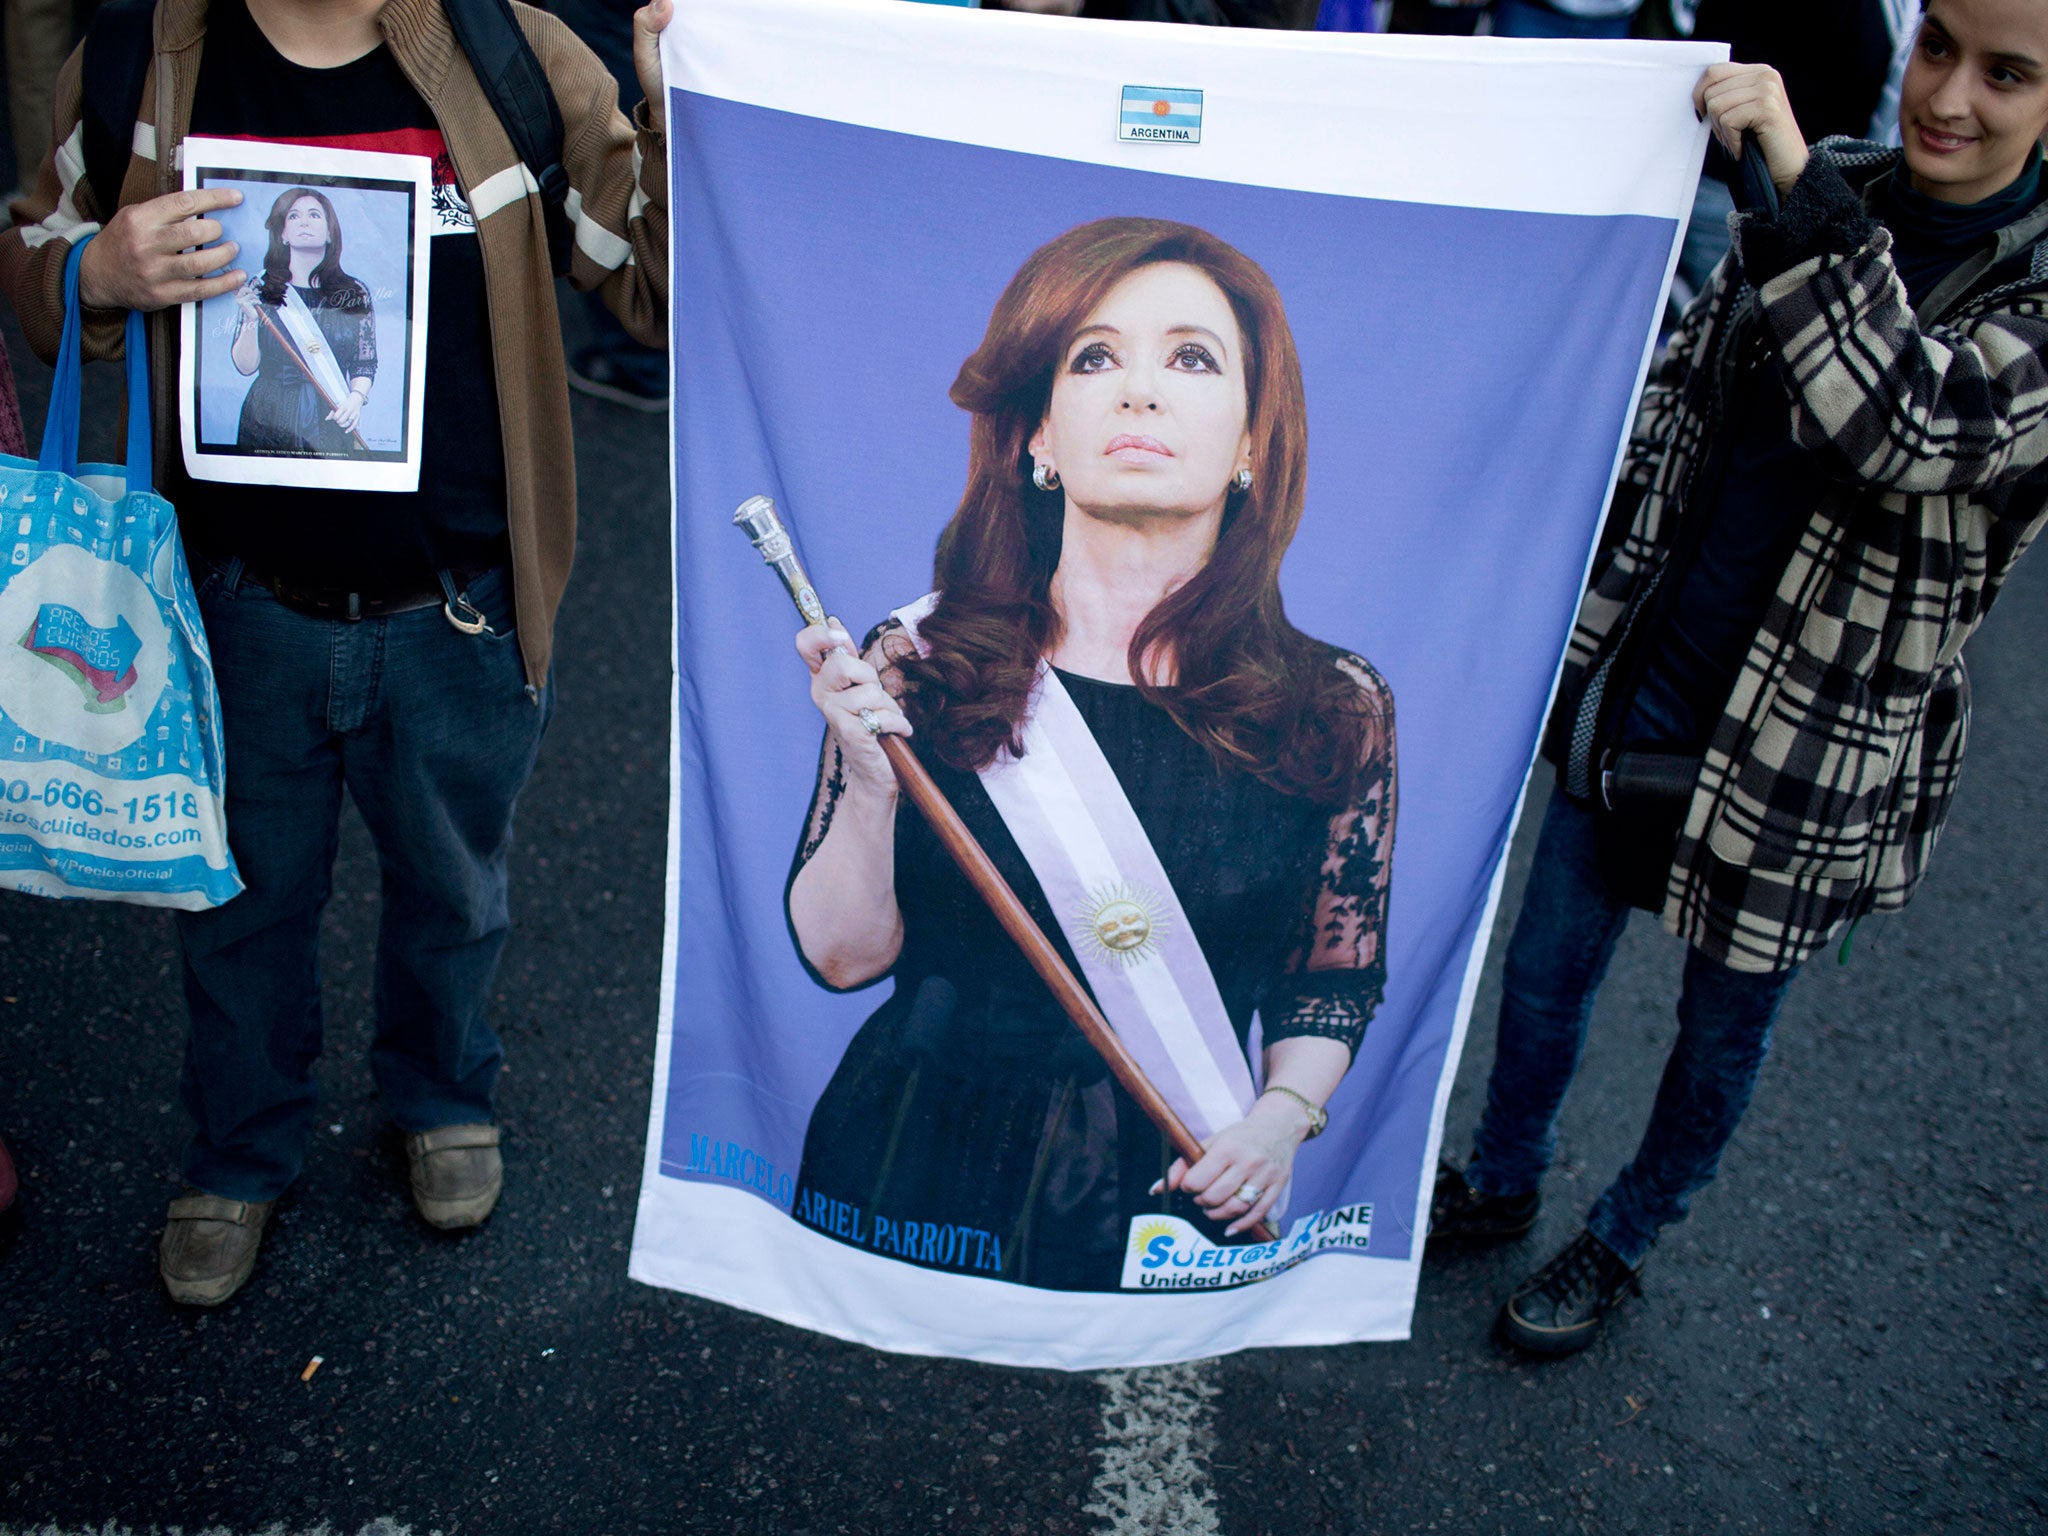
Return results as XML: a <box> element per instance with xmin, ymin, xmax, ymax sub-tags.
<box><xmin>283</xmin><ymin>196</ymin><xmax>330</xmax><ymax>251</ymax></box>
<box><xmin>1030</xmin><ymin>261</ymin><xmax>1252</xmax><ymax>526</ymax></box>
<box><xmin>1901</xmin><ymin>0</ymin><xmax>2048</xmax><ymax>203</ymax></box>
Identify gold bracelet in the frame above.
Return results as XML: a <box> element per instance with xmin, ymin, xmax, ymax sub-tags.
<box><xmin>1262</xmin><ymin>1085</ymin><xmax>1327</xmax><ymax>1139</ymax></box>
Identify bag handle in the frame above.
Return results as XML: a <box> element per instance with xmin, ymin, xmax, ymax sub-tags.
<box><xmin>38</xmin><ymin>236</ymin><xmax>153</xmax><ymax>490</ymax></box>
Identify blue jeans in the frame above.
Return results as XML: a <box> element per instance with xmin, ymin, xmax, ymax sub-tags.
<box><xmin>1466</xmin><ymin>789</ymin><xmax>1799</xmax><ymax>1269</ymax></box>
<box><xmin>1491</xmin><ymin>0</ymin><xmax>1635</xmax><ymax>37</ymax></box>
<box><xmin>173</xmin><ymin>560</ymin><xmax>551</xmax><ymax>1201</ymax></box>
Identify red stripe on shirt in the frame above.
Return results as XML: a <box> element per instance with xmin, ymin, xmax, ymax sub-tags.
<box><xmin>207</xmin><ymin>128</ymin><xmax>454</xmax><ymax>182</ymax></box>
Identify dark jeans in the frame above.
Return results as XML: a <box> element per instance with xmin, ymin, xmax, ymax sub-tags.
<box><xmin>1465</xmin><ymin>787</ymin><xmax>1799</xmax><ymax>1269</ymax></box>
<box><xmin>173</xmin><ymin>560</ymin><xmax>551</xmax><ymax>1202</ymax></box>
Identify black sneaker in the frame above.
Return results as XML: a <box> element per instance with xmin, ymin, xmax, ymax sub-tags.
<box><xmin>1498</xmin><ymin>1229</ymin><xmax>1643</xmax><ymax>1357</ymax></box>
<box><xmin>1428</xmin><ymin>1158</ymin><xmax>1539</xmax><ymax>1247</ymax></box>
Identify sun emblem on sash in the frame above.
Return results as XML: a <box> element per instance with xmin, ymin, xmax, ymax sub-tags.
<box><xmin>1073</xmin><ymin>881</ymin><xmax>1169</xmax><ymax>967</ymax></box>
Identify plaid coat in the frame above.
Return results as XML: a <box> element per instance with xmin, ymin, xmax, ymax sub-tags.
<box><xmin>1544</xmin><ymin>141</ymin><xmax>2048</xmax><ymax>973</ymax></box>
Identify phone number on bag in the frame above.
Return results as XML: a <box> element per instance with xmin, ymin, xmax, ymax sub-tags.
<box><xmin>0</xmin><ymin>778</ymin><xmax>199</xmax><ymax>823</ymax></box>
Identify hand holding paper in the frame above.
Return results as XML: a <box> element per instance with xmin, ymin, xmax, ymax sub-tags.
<box><xmin>79</xmin><ymin>187</ymin><xmax>247</xmax><ymax>313</ymax></box>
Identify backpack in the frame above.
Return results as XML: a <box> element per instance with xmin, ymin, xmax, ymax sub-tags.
<box><xmin>79</xmin><ymin>0</ymin><xmax>578</xmax><ymax>277</ymax></box>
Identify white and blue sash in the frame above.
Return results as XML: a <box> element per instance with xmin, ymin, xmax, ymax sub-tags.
<box><xmin>276</xmin><ymin>286</ymin><xmax>353</xmax><ymax>407</ymax></box>
<box><xmin>893</xmin><ymin>595</ymin><xmax>1258</xmax><ymax>1145</ymax></box>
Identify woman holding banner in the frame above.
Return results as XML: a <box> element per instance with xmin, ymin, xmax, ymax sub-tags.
<box><xmin>230</xmin><ymin>186</ymin><xmax>376</xmax><ymax>455</ymax></box>
<box><xmin>1436</xmin><ymin>2</ymin><xmax>2048</xmax><ymax>1357</ymax></box>
<box><xmin>783</xmin><ymin>218</ymin><xmax>1397</xmax><ymax>1293</ymax></box>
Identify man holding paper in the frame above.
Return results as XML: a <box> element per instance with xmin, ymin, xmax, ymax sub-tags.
<box><xmin>0</xmin><ymin>0</ymin><xmax>671</xmax><ymax>1306</ymax></box>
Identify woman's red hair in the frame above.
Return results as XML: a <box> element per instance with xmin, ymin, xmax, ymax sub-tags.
<box><xmin>897</xmin><ymin>217</ymin><xmax>1374</xmax><ymax>805</ymax></box>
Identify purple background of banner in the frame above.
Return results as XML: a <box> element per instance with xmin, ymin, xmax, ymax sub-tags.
<box><xmin>657</xmin><ymin>87</ymin><xmax>1673</xmax><ymax>1263</ymax></box>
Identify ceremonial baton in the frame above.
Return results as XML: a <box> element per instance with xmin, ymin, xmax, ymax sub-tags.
<box><xmin>733</xmin><ymin>494</ymin><xmax>1279</xmax><ymax>1245</ymax></box>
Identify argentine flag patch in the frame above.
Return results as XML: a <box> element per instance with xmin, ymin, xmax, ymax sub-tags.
<box><xmin>1119</xmin><ymin>85</ymin><xmax>1203</xmax><ymax>144</ymax></box>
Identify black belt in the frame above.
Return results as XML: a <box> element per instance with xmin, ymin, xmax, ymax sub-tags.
<box><xmin>248</xmin><ymin>565</ymin><xmax>493</xmax><ymax>623</ymax></box>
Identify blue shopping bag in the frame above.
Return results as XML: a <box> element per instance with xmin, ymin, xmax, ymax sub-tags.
<box><xmin>0</xmin><ymin>239</ymin><xmax>240</xmax><ymax>907</ymax></box>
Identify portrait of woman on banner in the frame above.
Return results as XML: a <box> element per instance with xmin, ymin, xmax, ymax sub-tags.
<box><xmin>783</xmin><ymin>217</ymin><xmax>1397</xmax><ymax>1293</ymax></box>
<box><xmin>230</xmin><ymin>186</ymin><xmax>377</xmax><ymax>457</ymax></box>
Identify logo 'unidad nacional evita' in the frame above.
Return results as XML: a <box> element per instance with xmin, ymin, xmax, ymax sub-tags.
<box><xmin>1120</xmin><ymin>86</ymin><xmax>1203</xmax><ymax>144</ymax></box>
<box><xmin>1120</xmin><ymin>1204</ymin><xmax>1375</xmax><ymax>1290</ymax></box>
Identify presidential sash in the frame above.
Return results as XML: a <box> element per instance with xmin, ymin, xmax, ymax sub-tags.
<box><xmin>893</xmin><ymin>596</ymin><xmax>1259</xmax><ymax>1145</ymax></box>
<box><xmin>276</xmin><ymin>287</ymin><xmax>354</xmax><ymax>408</ymax></box>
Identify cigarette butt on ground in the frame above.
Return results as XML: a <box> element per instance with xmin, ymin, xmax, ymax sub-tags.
<box><xmin>300</xmin><ymin>1356</ymin><xmax>324</xmax><ymax>1383</ymax></box>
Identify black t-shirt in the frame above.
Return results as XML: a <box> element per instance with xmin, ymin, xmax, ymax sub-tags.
<box><xmin>185</xmin><ymin>0</ymin><xmax>507</xmax><ymax>592</ymax></box>
<box><xmin>1634</xmin><ymin>348</ymin><xmax>1826</xmax><ymax>751</ymax></box>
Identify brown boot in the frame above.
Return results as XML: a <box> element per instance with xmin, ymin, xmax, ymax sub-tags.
<box><xmin>404</xmin><ymin>1124</ymin><xmax>502</xmax><ymax>1230</ymax></box>
<box><xmin>158</xmin><ymin>1191</ymin><xmax>273</xmax><ymax>1306</ymax></box>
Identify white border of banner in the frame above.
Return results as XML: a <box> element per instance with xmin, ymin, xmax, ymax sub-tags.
<box><xmin>661</xmin><ymin>0</ymin><xmax>1724</xmax><ymax>219</ymax></box>
<box><xmin>635</xmin><ymin>0</ymin><xmax>1723</xmax><ymax>1368</ymax></box>
<box><xmin>632</xmin><ymin>1181</ymin><xmax>1420</xmax><ymax>1368</ymax></box>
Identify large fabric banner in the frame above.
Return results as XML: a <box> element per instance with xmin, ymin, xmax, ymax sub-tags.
<box><xmin>632</xmin><ymin>0</ymin><xmax>1719</xmax><ymax>1368</ymax></box>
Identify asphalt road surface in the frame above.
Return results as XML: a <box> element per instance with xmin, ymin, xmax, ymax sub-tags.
<box><xmin>0</xmin><ymin>300</ymin><xmax>2043</xmax><ymax>1536</ymax></box>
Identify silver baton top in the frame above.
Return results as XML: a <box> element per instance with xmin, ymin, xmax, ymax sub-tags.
<box><xmin>733</xmin><ymin>494</ymin><xmax>828</xmax><ymax>630</ymax></box>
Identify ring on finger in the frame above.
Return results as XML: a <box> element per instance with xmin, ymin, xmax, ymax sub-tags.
<box><xmin>1234</xmin><ymin>1183</ymin><xmax>1263</xmax><ymax>1204</ymax></box>
<box><xmin>858</xmin><ymin>707</ymin><xmax>883</xmax><ymax>737</ymax></box>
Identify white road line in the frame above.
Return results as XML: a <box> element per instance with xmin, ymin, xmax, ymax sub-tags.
<box><xmin>0</xmin><ymin>1522</ymin><xmax>431</xmax><ymax>1536</ymax></box>
<box><xmin>1083</xmin><ymin>1362</ymin><xmax>1223</xmax><ymax>1536</ymax></box>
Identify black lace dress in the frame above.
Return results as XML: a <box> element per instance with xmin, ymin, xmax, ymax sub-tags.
<box><xmin>236</xmin><ymin>283</ymin><xmax>377</xmax><ymax>456</ymax></box>
<box><xmin>787</xmin><ymin>646</ymin><xmax>1396</xmax><ymax>1293</ymax></box>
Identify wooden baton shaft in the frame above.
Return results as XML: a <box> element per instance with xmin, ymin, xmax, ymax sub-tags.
<box><xmin>733</xmin><ymin>495</ymin><xmax>1276</xmax><ymax>1245</ymax></box>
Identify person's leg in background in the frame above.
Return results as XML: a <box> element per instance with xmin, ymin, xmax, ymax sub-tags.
<box><xmin>546</xmin><ymin>0</ymin><xmax>668</xmax><ymax>411</ymax></box>
<box><xmin>0</xmin><ymin>1136</ymin><xmax>19</xmax><ymax>1255</ymax></box>
<box><xmin>4</xmin><ymin>0</ymin><xmax>75</xmax><ymax>199</ymax></box>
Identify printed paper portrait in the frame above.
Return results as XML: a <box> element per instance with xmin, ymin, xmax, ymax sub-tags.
<box><xmin>178</xmin><ymin>138</ymin><xmax>432</xmax><ymax>494</ymax></box>
<box><xmin>633</xmin><ymin>0</ymin><xmax>1715</xmax><ymax>1367</ymax></box>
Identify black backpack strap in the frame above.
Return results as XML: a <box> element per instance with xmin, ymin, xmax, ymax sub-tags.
<box><xmin>442</xmin><ymin>0</ymin><xmax>575</xmax><ymax>277</ymax></box>
<box><xmin>80</xmin><ymin>0</ymin><xmax>159</xmax><ymax>218</ymax></box>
